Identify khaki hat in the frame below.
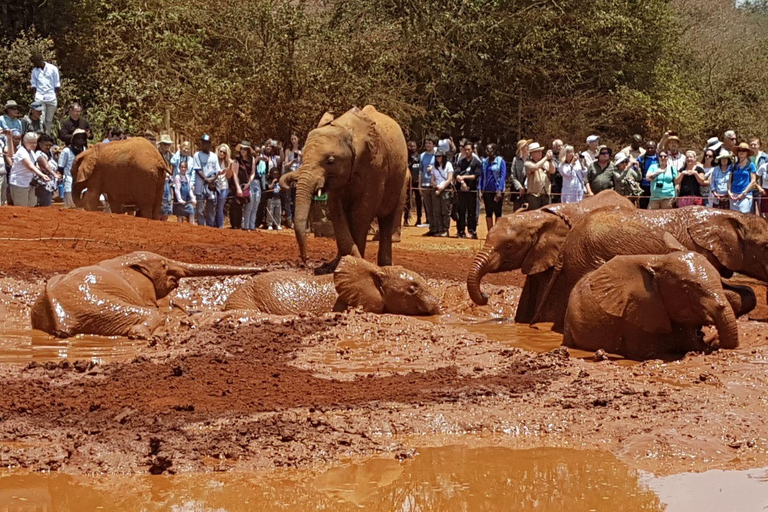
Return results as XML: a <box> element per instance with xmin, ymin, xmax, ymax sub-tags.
<box><xmin>528</xmin><ymin>142</ymin><xmax>544</xmax><ymax>153</ymax></box>
<box><xmin>72</xmin><ymin>128</ymin><xmax>87</xmax><ymax>137</ymax></box>
<box><xmin>158</xmin><ymin>134</ymin><xmax>173</xmax><ymax>145</ymax></box>
<box><xmin>715</xmin><ymin>150</ymin><xmax>733</xmax><ymax>161</ymax></box>
<box><xmin>516</xmin><ymin>139</ymin><xmax>532</xmax><ymax>152</ymax></box>
<box><xmin>4</xmin><ymin>100</ymin><xmax>19</xmax><ymax>111</ymax></box>
<box><xmin>733</xmin><ymin>142</ymin><xmax>753</xmax><ymax>154</ymax></box>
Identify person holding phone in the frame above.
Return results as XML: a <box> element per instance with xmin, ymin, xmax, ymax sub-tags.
<box><xmin>646</xmin><ymin>150</ymin><xmax>678</xmax><ymax>210</ymax></box>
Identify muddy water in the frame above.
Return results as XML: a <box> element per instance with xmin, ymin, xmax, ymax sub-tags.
<box><xmin>1</xmin><ymin>446</ymin><xmax>766</xmax><ymax>511</ymax></box>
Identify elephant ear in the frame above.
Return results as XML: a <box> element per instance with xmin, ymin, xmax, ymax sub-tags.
<box><xmin>588</xmin><ymin>258</ymin><xmax>672</xmax><ymax>334</ymax></box>
<box><xmin>317</xmin><ymin>112</ymin><xmax>335</xmax><ymax>128</ymax></box>
<box><xmin>333</xmin><ymin>256</ymin><xmax>385</xmax><ymax>313</ymax></box>
<box><xmin>350</xmin><ymin>109</ymin><xmax>385</xmax><ymax>175</ymax></box>
<box><xmin>72</xmin><ymin>147</ymin><xmax>96</xmax><ymax>185</ymax></box>
<box><xmin>688</xmin><ymin>213</ymin><xmax>744</xmax><ymax>270</ymax></box>
<box><xmin>521</xmin><ymin>216</ymin><xmax>570</xmax><ymax>275</ymax></box>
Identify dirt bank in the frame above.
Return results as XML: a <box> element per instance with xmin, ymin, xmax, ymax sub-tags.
<box><xmin>0</xmin><ymin>207</ymin><xmax>767</xmax><ymax>477</ymax></box>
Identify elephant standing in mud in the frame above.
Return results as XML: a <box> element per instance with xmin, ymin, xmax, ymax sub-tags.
<box><xmin>564</xmin><ymin>252</ymin><xmax>740</xmax><ymax>360</ymax></box>
<box><xmin>225</xmin><ymin>256</ymin><xmax>441</xmax><ymax>316</ymax></box>
<box><xmin>466</xmin><ymin>190</ymin><xmax>634</xmax><ymax>322</ymax></box>
<box><xmin>281</xmin><ymin>105</ymin><xmax>408</xmax><ymax>273</ymax></box>
<box><xmin>72</xmin><ymin>137</ymin><xmax>169</xmax><ymax>219</ymax></box>
<box><xmin>31</xmin><ymin>252</ymin><xmax>264</xmax><ymax>338</ymax></box>
<box><xmin>532</xmin><ymin>207</ymin><xmax>767</xmax><ymax>332</ymax></box>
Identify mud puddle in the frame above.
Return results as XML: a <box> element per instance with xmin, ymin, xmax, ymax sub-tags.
<box><xmin>1</xmin><ymin>445</ymin><xmax>766</xmax><ymax>511</ymax></box>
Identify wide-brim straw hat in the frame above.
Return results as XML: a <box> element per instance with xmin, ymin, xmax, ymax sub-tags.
<box><xmin>158</xmin><ymin>134</ymin><xmax>173</xmax><ymax>145</ymax></box>
<box><xmin>733</xmin><ymin>142</ymin><xmax>753</xmax><ymax>154</ymax></box>
<box><xmin>240</xmin><ymin>141</ymin><xmax>252</xmax><ymax>149</ymax></box>
<box><xmin>516</xmin><ymin>139</ymin><xmax>532</xmax><ymax>152</ymax></box>
<box><xmin>715</xmin><ymin>150</ymin><xmax>733</xmax><ymax>161</ymax></box>
<box><xmin>528</xmin><ymin>142</ymin><xmax>544</xmax><ymax>153</ymax></box>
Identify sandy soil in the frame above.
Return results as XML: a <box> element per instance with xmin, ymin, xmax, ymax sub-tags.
<box><xmin>0</xmin><ymin>206</ymin><xmax>767</xmax><ymax>477</ymax></box>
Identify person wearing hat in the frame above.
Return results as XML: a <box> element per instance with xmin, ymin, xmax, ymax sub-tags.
<box><xmin>729</xmin><ymin>142</ymin><xmax>757</xmax><ymax>214</ymax></box>
<box><xmin>581</xmin><ymin>135</ymin><xmax>600</xmax><ymax>167</ymax></box>
<box><xmin>191</xmin><ymin>134</ymin><xmax>221</xmax><ymax>227</ymax></box>
<box><xmin>660</xmin><ymin>131</ymin><xmax>686</xmax><ymax>171</ymax></box>
<box><xmin>508</xmin><ymin>139</ymin><xmax>531</xmax><ymax>210</ymax></box>
<box><xmin>57</xmin><ymin>128</ymin><xmax>89</xmax><ymax>208</ymax></box>
<box><xmin>646</xmin><ymin>147</ymin><xmax>678</xmax><ymax>210</ymax></box>
<box><xmin>585</xmin><ymin>145</ymin><xmax>617</xmax><ymax>197</ymax></box>
<box><xmin>620</xmin><ymin>134</ymin><xmax>646</xmax><ymax>161</ymax></box>
<box><xmin>0</xmin><ymin>101</ymin><xmax>23</xmax><ymax>137</ymax></box>
<box><xmin>709</xmin><ymin>150</ymin><xmax>733</xmax><ymax>209</ymax></box>
<box><xmin>30</xmin><ymin>52</ymin><xmax>60</xmax><ymax>136</ymax></box>
<box><xmin>21</xmin><ymin>102</ymin><xmax>44</xmax><ymax>135</ymax></box>
<box><xmin>524</xmin><ymin>142</ymin><xmax>556</xmax><ymax>209</ymax></box>
<box><xmin>58</xmin><ymin>103</ymin><xmax>93</xmax><ymax>146</ymax></box>
<box><xmin>705</xmin><ymin>136</ymin><xmax>723</xmax><ymax>154</ymax></box>
<box><xmin>614</xmin><ymin>152</ymin><xmax>643</xmax><ymax>202</ymax></box>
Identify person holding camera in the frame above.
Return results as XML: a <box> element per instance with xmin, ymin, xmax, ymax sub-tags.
<box><xmin>646</xmin><ymin>149</ymin><xmax>678</xmax><ymax>210</ymax></box>
<box><xmin>524</xmin><ymin>142</ymin><xmax>556</xmax><ymax>210</ymax></box>
<box><xmin>9</xmin><ymin>132</ymin><xmax>51</xmax><ymax>207</ymax></box>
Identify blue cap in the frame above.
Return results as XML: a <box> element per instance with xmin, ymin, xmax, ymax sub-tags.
<box><xmin>30</xmin><ymin>101</ymin><xmax>43</xmax><ymax>111</ymax></box>
<box><xmin>11</xmin><ymin>129</ymin><xmax>20</xmax><ymax>136</ymax></box>
<box><xmin>201</xmin><ymin>134</ymin><xmax>211</xmax><ymax>142</ymax></box>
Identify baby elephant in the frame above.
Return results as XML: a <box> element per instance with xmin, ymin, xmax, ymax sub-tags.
<box><xmin>32</xmin><ymin>252</ymin><xmax>265</xmax><ymax>338</ymax></box>
<box><xmin>224</xmin><ymin>256</ymin><xmax>442</xmax><ymax>316</ymax></box>
<box><xmin>564</xmin><ymin>252</ymin><xmax>739</xmax><ymax>360</ymax></box>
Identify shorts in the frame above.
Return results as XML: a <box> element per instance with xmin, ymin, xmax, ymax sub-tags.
<box><xmin>482</xmin><ymin>191</ymin><xmax>503</xmax><ymax>218</ymax></box>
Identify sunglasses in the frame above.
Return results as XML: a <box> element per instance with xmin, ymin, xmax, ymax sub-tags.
<box><xmin>599</xmin><ymin>152</ymin><xmax>610</xmax><ymax>156</ymax></box>
<box><xmin>659</xmin><ymin>155</ymin><xmax>669</xmax><ymax>159</ymax></box>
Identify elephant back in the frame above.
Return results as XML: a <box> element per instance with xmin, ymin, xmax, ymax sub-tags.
<box><xmin>224</xmin><ymin>272</ymin><xmax>337</xmax><ymax>315</ymax></box>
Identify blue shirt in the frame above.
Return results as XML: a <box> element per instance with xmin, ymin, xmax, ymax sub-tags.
<box><xmin>731</xmin><ymin>161</ymin><xmax>756</xmax><ymax>195</ymax></box>
<box><xmin>636</xmin><ymin>154</ymin><xmax>659</xmax><ymax>186</ymax></box>
<box><xmin>480</xmin><ymin>156</ymin><xmax>507</xmax><ymax>193</ymax></box>
<box><xmin>170</xmin><ymin>150</ymin><xmax>194</xmax><ymax>177</ymax></box>
<box><xmin>0</xmin><ymin>115</ymin><xmax>22</xmax><ymax>135</ymax></box>
<box><xmin>419</xmin><ymin>151</ymin><xmax>435</xmax><ymax>188</ymax></box>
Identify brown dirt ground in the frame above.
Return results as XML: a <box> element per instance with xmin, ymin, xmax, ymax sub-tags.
<box><xmin>0</xmin><ymin>206</ymin><xmax>767</xmax><ymax>476</ymax></box>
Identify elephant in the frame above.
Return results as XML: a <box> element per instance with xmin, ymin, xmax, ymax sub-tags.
<box><xmin>466</xmin><ymin>190</ymin><xmax>634</xmax><ymax>322</ymax></box>
<box><xmin>224</xmin><ymin>256</ymin><xmax>441</xmax><ymax>316</ymax></box>
<box><xmin>563</xmin><ymin>252</ymin><xmax>740</xmax><ymax>360</ymax></box>
<box><xmin>31</xmin><ymin>252</ymin><xmax>265</xmax><ymax>338</ymax></box>
<box><xmin>532</xmin><ymin>207</ymin><xmax>767</xmax><ymax>332</ymax></box>
<box><xmin>283</xmin><ymin>105</ymin><xmax>408</xmax><ymax>273</ymax></box>
<box><xmin>72</xmin><ymin>137</ymin><xmax>169</xmax><ymax>219</ymax></box>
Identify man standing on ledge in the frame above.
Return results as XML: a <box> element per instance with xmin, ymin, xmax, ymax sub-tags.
<box><xmin>58</xmin><ymin>103</ymin><xmax>93</xmax><ymax>146</ymax></box>
<box><xmin>30</xmin><ymin>52</ymin><xmax>61</xmax><ymax>136</ymax></box>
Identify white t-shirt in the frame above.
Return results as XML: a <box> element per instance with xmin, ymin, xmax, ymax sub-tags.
<box><xmin>432</xmin><ymin>162</ymin><xmax>453</xmax><ymax>188</ymax></box>
<box><xmin>10</xmin><ymin>146</ymin><xmax>38</xmax><ymax>188</ymax></box>
<box><xmin>31</xmin><ymin>63</ymin><xmax>61</xmax><ymax>103</ymax></box>
<box><xmin>0</xmin><ymin>137</ymin><xmax>7</xmax><ymax>175</ymax></box>
<box><xmin>438</xmin><ymin>139</ymin><xmax>451</xmax><ymax>153</ymax></box>
<box><xmin>758</xmin><ymin>162</ymin><xmax>768</xmax><ymax>187</ymax></box>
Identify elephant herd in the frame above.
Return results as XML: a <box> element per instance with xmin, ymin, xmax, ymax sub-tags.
<box><xmin>468</xmin><ymin>190</ymin><xmax>768</xmax><ymax>359</ymax></box>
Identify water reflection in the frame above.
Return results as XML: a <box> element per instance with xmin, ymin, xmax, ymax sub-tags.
<box><xmin>0</xmin><ymin>447</ymin><xmax>669</xmax><ymax>511</ymax></box>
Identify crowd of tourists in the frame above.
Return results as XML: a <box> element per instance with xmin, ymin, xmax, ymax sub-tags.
<box><xmin>412</xmin><ymin>131</ymin><xmax>768</xmax><ymax>239</ymax></box>
<box><xmin>2</xmin><ymin>53</ymin><xmax>767</xmax><ymax>237</ymax></box>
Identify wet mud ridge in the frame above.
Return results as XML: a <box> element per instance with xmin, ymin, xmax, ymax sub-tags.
<box><xmin>0</xmin><ymin>315</ymin><xmax>562</xmax><ymax>474</ymax></box>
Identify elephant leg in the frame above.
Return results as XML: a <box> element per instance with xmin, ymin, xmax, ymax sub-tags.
<box><xmin>329</xmin><ymin>196</ymin><xmax>362</xmax><ymax>258</ymax></box>
<box><xmin>721</xmin><ymin>281</ymin><xmax>757</xmax><ymax>317</ymax></box>
<box><xmin>63</xmin><ymin>298</ymin><xmax>164</xmax><ymax>338</ymax></box>
<box><xmin>83</xmin><ymin>188</ymin><xmax>102</xmax><ymax>212</ymax></box>
<box><xmin>108</xmin><ymin>199</ymin><xmax>123</xmax><ymax>215</ymax></box>
<box><xmin>376</xmin><ymin>212</ymin><xmax>397</xmax><ymax>267</ymax></box>
<box><xmin>515</xmin><ymin>270</ymin><xmax>553</xmax><ymax>324</ymax></box>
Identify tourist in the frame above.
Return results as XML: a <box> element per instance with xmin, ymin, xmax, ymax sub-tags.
<box><xmin>508</xmin><ymin>139</ymin><xmax>530</xmax><ymax>210</ymax></box>
<box><xmin>0</xmin><ymin>128</ymin><xmax>12</xmax><ymax>206</ymax></box>
<box><xmin>438</xmin><ymin>132</ymin><xmax>456</xmax><ymax>160</ymax></box>
<box><xmin>709</xmin><ymin>151</ymin><xmax>732</xmax><ymax>210</ymax></box>
<box><xmin>749</xmin><ymin>138</ymin><xmax>768</xmax><ymax>215</ymax></box>
<box><xmin>191</xmin><ymin>134</ymin><xmax>220</xmax><ymax>227</ymax></box>
<box><xmin>699</xmin><ymin>147</ymin><xmax>717</xmax><ymax>206</ymax></box>
<box><xmin>729</xmin><ymin>142</ymin><xmax>757</xmax><ymax>214</ymax></box>
<box><xmin>404</xmin><ymin>140</ymin><xmax>424</xmax><ymax>227</ymax></box>
<box><xmin>173</xmin><ymin>160</ymin><xmax>196</xmax><ymax>224</ymax></box>
<box><xmin>724</xmin><ymin>130</ymin><xmax>737</xmax><ymax>153</ymax></box>
<box><xmin>419</xmin><ymin>135</ymin><xmax>438</xmax><ymax>235</ymax></box>
<box><xmin>675</xmin><ymin>150</ymin><xmax>708</xmax><ymax>207</ymax></box>
<box><xmin>660</xmin><ymin>131</ymin><xmax>686</xmax><ymax>171</ymax></box>
<box><xmin>214</xmin><ymin>143</ymin><xmax>234</xmax><ymax>228</ymax></box>
<box><xmin>33</xmin><ymin>133</ymin><xmax>60</xmax><ymax>207</ymax></box>
<box><xmin>581</xmin><ymin>135</ymin><xmax>599</xmax><ymax>167</ymax></box>
<box><xmin>282</xmin><ymin>134</ymin><xmax>301</xmax><ymax>228</ymax></box>
<box><xmin>0</xmin><ymin>101</ymin><xmax>23</xmax><ymax>135</ymax></box>
<box><xmin>232</xmin><ymin>142</ymin><xmax>257</xmax><ymax>230</ymax></box>
<box><xmin>102</xmin><ymin>126</ymin><xmax>123</xmax><ymax>143</ymax></box>
<box><xmin>29</xmin><ymin>52</ymin><xmax>60</xmax><ymax>135</ymax></box>
<box><xmin>646</xmin><ymin>149</ymin><xmax>677</xmax><ymax>209</ymax></box>
<box><xmin>429</xmin><ymin>147</ymin><xmax>454</xmax><ymax>237</ymax></box>
<box><xmin>58</xmin><ymin>103</ymin><xmax>93</xmax><ymax>146</ymax></box>
<box><xmin>635</xmin><ymin>141</ymin><xmax>658</xmax><ymax>209</ymax></box>
<box><xmin>9</xmin><ymin>132</ymin><xmax>50</xmax><ymax>207</ymax></box>
<box><xmin>454</xmin><ymin>141</ymin><xmax>481</xmax><ymax>239</ymax></box>
<box><xmin>170</xmin><ymin>141</ymin><xmax>194</xmax><ymax>177</ymax></box>
<box><xmin>524</xmin><ymin>142</ymin><xmax>556</xmax><ymax>209</ymax></box>
<box><xmin>705</xmin><ymin>136</ymin><xmax>723</xmax><ymax>155</ymax></box>
<box><xmin>56</xmin><ymin>129</ymin><xmax>87</xmax><ymax>208</ymax></box>
<box><xmin>266</xmin><ymin>167</ymin><xmax>283</xmax><ymax>230</ymax></box>
<box><xmin>480</xmin><ymin>143</ymin><xmax>506</xmax><ymax>230</ymax></box>
<box><xmin>21</xmin><ymin>102</ymin><xmax>44</xmax><ymax>135</ymax></box>
<box><xmin>585</xmin><ymin>146</ymin><xmax>616</xmax><ymax>196</ymax></box>
<box><xmin>621</xmin><ymin>134</ymin><xmax>645</xmax><ymax>161</ymax></box>
<box><xmin>550</xmin><ymin>139</ymin><xmax>564</xmax><ymax>202</ymax></box>
<box><xmin>158</xmin><ymin>135</ymin><xmax>173</xmax><ymax>164</ymax></box>
<box><xmin>558</xmin><ymin>145</ymin><xmax>586</xmax><ymax>204</ymax></box>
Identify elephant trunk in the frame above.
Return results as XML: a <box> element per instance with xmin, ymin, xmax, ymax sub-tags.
<box><xmin>711</xmin><ymin>297</ymin><xmax>739</xmax><ymax>350</ymax></box>
<box><xmin>294</xmin><ymin>167</ymin><xmax>324</xmax><ymax>263</ymax></box>
<box><xmin>180</xmin><ymin>262</ymin><xmax>265</xmax><ymax>277</ymax></box>
<box><xmin>467</xmin><ymin>247</ymin><xmax>500</xmax><ymax>306</ymax></box>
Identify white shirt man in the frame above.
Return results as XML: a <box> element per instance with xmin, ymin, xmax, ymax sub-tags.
<box><xmin>30</xmin><ymin>54</ymin><xmax>61</xmax><ymax>135</ymax></box>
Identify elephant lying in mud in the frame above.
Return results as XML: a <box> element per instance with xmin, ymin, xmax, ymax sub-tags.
<box><xmin>224</xmin><ymin>256</ymin><xmax>441</xmax><ymax>316</ymax></box>
<box><xmin>564</xmin><ymin>252</ymin><xmax>739</xmax><ymax>360</ymax></box>
<box><xmin>31</xmin><ymin>252</ymin><xmax>264</xmax><ymax>338</ymax></box>
<box><xmin>466</xmin><ymin>190</ymin><xmax>634</xmax><ymax>322</ymax></box>
<box><xmin>532</xmin><ymin>207</ymin><xmax>766</xmax><ymax>332</ymax></box>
